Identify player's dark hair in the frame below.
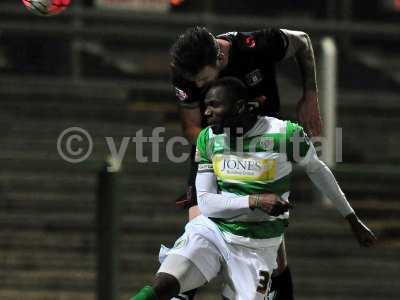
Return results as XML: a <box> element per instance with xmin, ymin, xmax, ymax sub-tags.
<box><xmin>208</xmin><ymin>77</ymin><xmax>249</xmax><ymax>104</ymax></box>
<box><xmin>170</xmin><ymin>26</ymin><xmax>219</xmax><ymax>78</ymax></box>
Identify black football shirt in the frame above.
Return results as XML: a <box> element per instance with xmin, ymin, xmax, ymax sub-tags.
<box><xmin>172</xmin><ymin>28</ymin><xmax>289</xmax><ymax>125</ymax></box>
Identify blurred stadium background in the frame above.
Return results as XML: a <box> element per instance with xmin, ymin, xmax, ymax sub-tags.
<box><xmin>0</xmin><ymin>0</ymin><xmax>399</xmax><ymax>299</ymax></box>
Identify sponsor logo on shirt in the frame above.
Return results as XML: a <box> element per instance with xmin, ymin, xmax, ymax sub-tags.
<box><xmin>213</xmin><ymin>154</ymin><xmax>276</xmax><ymax>181</ymax></box>
<box><xmin>245</xmin><ymin>69</ymin><xmax>263</xmax><ymax>86</ymax></box>
<box><xmin>221</xmin><ymin>159</ymin><xmax>262</xmax><ymax>172</ymax></box>
<box><xmin>174</xmin><ymin>87</ymin><xmax>188</xmax><ymax>101</ymax></box>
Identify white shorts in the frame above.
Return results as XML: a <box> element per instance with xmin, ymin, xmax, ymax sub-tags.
<box><xmin>158</xmin><ymin>215</ymin><xmax>280</xmax><ymax>300</ymax></box>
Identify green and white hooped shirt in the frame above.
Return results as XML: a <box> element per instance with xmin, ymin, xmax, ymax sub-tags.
<box><xmin>195</xmin><ymin>117</ymin><xmax>310</xmax><ymax>245</ymax></box>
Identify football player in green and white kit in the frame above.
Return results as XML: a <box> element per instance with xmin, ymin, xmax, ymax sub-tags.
<box><xmin>129</xmin><ymin>77</ymin><xmax>376</xmax><ymax>300</ymax></box>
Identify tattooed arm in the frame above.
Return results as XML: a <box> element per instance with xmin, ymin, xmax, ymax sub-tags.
<box><xmin>281</xmin><ymin>29</ymin><xmax>322</xmax><ymax>136</ymax></box>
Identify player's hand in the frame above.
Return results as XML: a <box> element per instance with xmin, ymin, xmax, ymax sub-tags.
<box><xmin>346</xmin><ymin>213</ymin><xmax>377</xmax><ymax>247</ymax></box>
<box><xmin>297</xmin><ymin>91</ymin><xmax>322</xmax><ymax>137</ymax></box>
<box><xmin>249</xmin><ymin>193</ymin><xmax>292</xmax><ymax>216</ymax></box>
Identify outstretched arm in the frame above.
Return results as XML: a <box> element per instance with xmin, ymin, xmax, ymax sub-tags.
<box><xmin>300</xmin><ymin>143</ymin><xmax>377</xmax><ymax>247</ymax></box>
<box><xmin>281</xmin><ymin>29</ymin><xmax>322</xmax><ymax>136</ymax></box>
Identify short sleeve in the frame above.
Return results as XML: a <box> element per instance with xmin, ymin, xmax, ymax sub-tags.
<box><xmin>286</xmin><ymin>121</ymin><xmax>311</xmax><ymax>163</ymax></box>
<box><xmin>251</xmin><ymin>28</ymin><xmax>288</xmax><ymax>62</ymax></box>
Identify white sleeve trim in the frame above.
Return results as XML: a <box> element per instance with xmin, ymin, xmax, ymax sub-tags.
<box><xmin>195</xmin><ymin>171</ymin><xmax>250</xmax><ymax>218</ymax></box>
<box><xmin>302</xmin><ymin>144</ymin><xmax>355</xmax><ymax>217</ymax></box>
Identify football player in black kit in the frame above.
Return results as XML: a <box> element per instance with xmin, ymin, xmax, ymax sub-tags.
<box><xmin>170</xmin><ymin>26</ymin><xmax>322</xmax><ymax>300</ymax></box>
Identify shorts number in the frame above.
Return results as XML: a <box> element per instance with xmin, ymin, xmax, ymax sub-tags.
<box><xmin>256</xmin><ymin>270</ymin><xmax>270</xmax><ymax>294</ymax></box>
